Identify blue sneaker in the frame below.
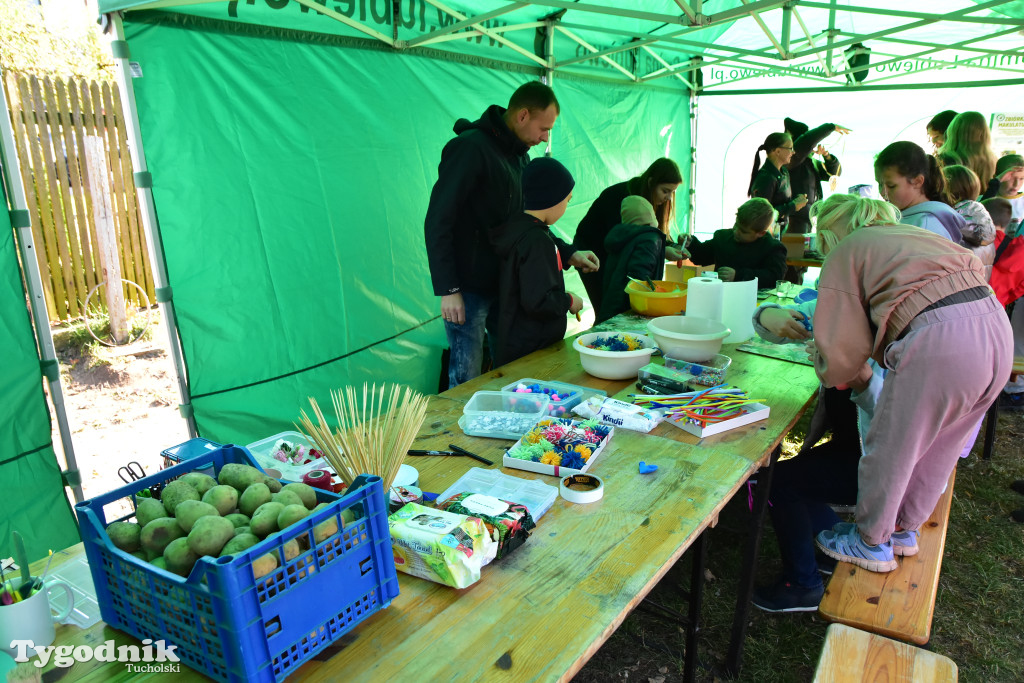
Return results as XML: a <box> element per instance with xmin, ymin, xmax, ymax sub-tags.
<box><xmin>815</xmin><ymin>523</ymin><xmax>897</xmax><ymax>573</ymax></box>
<box><xmin>891</xmin><ymin>529</ymin><xmax>918</xmax><ymax>557</ymax></box>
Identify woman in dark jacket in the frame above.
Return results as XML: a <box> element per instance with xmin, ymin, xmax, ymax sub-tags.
<box><xmin>573</xmin><ymin>158</ymin><xmax>683</xmax><ymax>312</ymax></box>
<box><xmin>749</xmin><ymin>132</ymin><xmax>807</xmax><ymax>234</ymax></box>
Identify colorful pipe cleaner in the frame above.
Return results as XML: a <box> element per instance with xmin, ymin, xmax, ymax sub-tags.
<box><xmin>585</xmin><ymin>334</ymin><xmax>645</xmax><ymax>352</ymax></box>
<box><xmin>508</xmin><ymin>417</ymin><xmax>613</xmax><ymax>468</ymax></box>
<box><xmin>631</xmin><ymin>385</ymin><xmax>765</xmax><ymax>428</ymax></box>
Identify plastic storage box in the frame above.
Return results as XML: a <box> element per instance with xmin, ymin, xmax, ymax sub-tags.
<box><xmin>500</xmin><ymin>378</ymin><xmax>606</xmax><ymax>417</ymax></box>
<box><xmin>459</xmin><ymin>390</ymin><xmax>550</xmax><ymax>440</ymax></box>
<box><xmin>435</xmin><ymin>467</ymin><xmax>559</xmax><ymax>520</ymax></box>
<box><xmin>245</xmin><ymin>431</ymin><xmax>328</xmax><ymax>482</ymax></box>
<box><xmin>664</xmin><ymin>353</ymin><xmax>732</xmax><ymax>386</ymax></box>
<box><xmin>76</xmin><ymin>444</ymin><xmax>398</xmax><ymax>683</ymax></box>
<box><xmin>161</xmin><ymin>437</ymin><xmax>222</xmax><ymax>469</ymax></box>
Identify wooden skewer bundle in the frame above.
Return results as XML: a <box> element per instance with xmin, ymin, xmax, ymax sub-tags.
<box><xmin>297</xmin><ymin>383</ymin><xmax>429</xmax><ymax>488</ymax></box>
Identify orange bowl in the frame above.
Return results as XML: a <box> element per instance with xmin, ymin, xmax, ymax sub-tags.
<box><xmin>625</xmin><ymin>280</ymin><xmax>688</xmax><ymax>317</ymax></box>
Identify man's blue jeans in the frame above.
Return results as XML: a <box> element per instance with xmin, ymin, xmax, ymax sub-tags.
<box><xmin>445</xmin><ymin>290</ymin><xmax>498</xmax><ymax>389</ymax></box>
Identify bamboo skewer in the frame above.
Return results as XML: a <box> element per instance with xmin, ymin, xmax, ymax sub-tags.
<box><xmin>297</xmin><ymin>383</ymin><xmax>429</xmax><ymax>489</ymax></box>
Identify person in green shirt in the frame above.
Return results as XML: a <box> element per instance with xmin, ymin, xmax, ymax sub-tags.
<box><xmin>686</xmin><ymin>197</ymin><xmax>788</xmax><ymax>289</ymax></box>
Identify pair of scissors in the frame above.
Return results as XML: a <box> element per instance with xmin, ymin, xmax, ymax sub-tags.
<box><xmin>118</xmin><ymin>461</ymin><xmax>146</xmax><ymax>484</ymax></box>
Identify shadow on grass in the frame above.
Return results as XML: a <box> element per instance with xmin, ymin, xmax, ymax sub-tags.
<box><xmin>573</xmin><ymin>410</ymin><xmax>1024</xmax><ymax>683</ymax></box>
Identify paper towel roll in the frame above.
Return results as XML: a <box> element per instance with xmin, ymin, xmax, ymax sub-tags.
<box><xmin>685</xmin><ymin>277</ymin><xmax>724</xmax><ymax>321</ymax></box>
<box><xmin>721</xmin><ymin>279</ymin><xmax>757</xmax><ymax>343</ymax></box>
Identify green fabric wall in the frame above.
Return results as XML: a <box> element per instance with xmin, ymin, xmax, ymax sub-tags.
<box><xmin>0</xmin><ymin>174</ymin><xmax>80</xmax><ymax>562</ymax></box>
<box><xmin>124</xmin><ymin>12</ymin><xmax>690</xmax><ymax>445</ymax></box>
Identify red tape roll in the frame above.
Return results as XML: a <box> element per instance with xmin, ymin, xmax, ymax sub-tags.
<box><xmin>302</xmin><ymin>469</ymin><xmax>333</xmax><ymax>491</ymax></box>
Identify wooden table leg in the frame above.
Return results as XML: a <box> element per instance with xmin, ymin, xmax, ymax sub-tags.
<box><xmin>725</xmin><ymin>444</ymin><xmax>781</xmax><ymax>676</ymax></box>
<box><xmin>982</xmin><ymin>397</ymin><xmax>999</xmax><ymax>460</ymax></box>
<box><xmin>685</xmin><ymin>530</ymin><xmax>708</xmax><ymax>683</ymax></box>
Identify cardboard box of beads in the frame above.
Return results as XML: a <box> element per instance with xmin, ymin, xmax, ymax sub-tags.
<box><xmin>501</xmin><ymin>378</ymin><xmax>607</xmax><ymax>418</ymax></box>
<box><xmin>503</xmin><ymin>416</ymin><xmax>614</xmax><ymax>477</ymax></box>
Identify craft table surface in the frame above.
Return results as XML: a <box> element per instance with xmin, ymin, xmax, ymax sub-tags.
<box><xmin>35</xmin><ymin>316</ymin><xmax>818</xmax><ymax>682</ymax></box>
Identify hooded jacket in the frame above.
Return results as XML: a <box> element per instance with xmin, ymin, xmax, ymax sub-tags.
<box><xmin>424</xmin><ymin>105</ymin><xmax>529</xmax><ymax>297</ymax></box>
<box><xmin>813</xmin><ymin>224</ymin><xmax>987</xmax><ymax>387</ymax></box>
<box><xmin>490</xmin><ymin>213</ymin><xmax>573</xmax><ymax>367</ymax></box>
<box><xmin>899</xmin><ymin>201</ymin><xmax>966</xmax><ymax>245</ymax></box>
<box><xmin>596</xmin><ymin>222</ymin><xmax>666</xmax><ymax>323</ymax></box>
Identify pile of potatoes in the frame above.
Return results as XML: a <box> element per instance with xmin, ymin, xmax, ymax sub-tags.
<box><xmin>105</xmin><ymin>463</ymin><xmax>349</xmax><ymax>579</ymax></box>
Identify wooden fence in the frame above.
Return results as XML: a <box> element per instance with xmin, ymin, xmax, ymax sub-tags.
<box><xmin>3</xmin><ymin>71</ymin><xmax>154</xmax><ymax>322</ymax></box>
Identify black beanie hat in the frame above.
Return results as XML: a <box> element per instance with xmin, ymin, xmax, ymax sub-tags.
<box><xmin>523</xmin><ymin>157</ymin><xmax>575</xmax><ymax>210</ymax></box>
<box><xmin>784</xmin><ymin>117</ymin><xmax>808</xmax><ymax>139</ymax></box>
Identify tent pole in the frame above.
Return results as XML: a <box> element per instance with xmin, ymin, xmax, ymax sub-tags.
<box><xmin>781</xmin><ymin>2</ymin><xmax>792</xmax><ymax>56</ymax></box>
<box><xmin>110</xmin><ymin>13</ymin><xmax>197</xmax><ymax>438</ymax></box>
<box><xmin>0</xmin><ymin>68</ymin><xmax>84</xmax><ymax>503</ymax></box>
<box><xmin>826</xmin><ymin>0</ymin><xmax>836</xmax><ymax>75</ymax></box>
<box><xmin>688</xmin><ymin>58</ymin><xmax>700</xmax><ymax>240</ymax></box>
<box><xmin>543</xmin><ymin>17</ymin><xmax>555</xmax><ymax>157</ymax></box>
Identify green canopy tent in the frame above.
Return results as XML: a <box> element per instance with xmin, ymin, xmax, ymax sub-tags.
<box><xmin>88</xmin><ymin>0</ymin><xmax>1022</xmax><ymax>446</ymax></box>
<box><xmin>2</xmin><ymin>2</ymin><xmax>1021</xmax><ymax>563</ymax></box>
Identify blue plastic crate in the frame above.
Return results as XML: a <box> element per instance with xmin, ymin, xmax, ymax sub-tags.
<box><xmin>76</xmin><ymin>444</ymin><xmax>399</xmax><ymax>682</ymax></box>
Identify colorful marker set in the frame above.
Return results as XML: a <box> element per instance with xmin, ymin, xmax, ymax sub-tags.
<box><xmin>631</xmin><ymin>385</ymin><xmax>765</xmax><ymax>428</ymax></box>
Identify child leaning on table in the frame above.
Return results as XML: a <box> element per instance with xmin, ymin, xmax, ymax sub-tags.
<box><xmin>490</xmin><ymin>157</ymin><xmax>584</xmax><ymax>368</ymax></box>
<box><xmin>685</xmin><ymin>197</ymin><xmax>788</xmax><ymax>289</ymax></box>
<box><xmin>595</xmin><ymin>196</ymin><xmax>673</xmax><ymax>324</ymax></box>
<box><xmin>749</xmin><ymin>295</ymin><xmax>885</xmax><ymax>612</ymax></box>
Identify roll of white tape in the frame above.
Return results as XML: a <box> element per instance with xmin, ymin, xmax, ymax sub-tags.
<box><xmin>559</xmin><ymin>473</ymin><xmax>605</xmax><ymax>504</ymax></box>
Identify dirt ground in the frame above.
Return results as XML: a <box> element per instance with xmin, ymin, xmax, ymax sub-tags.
<box><xmin>50</xmin><ymin>311</ymin><xmax>189</xmax><ymax>504</ymax></box>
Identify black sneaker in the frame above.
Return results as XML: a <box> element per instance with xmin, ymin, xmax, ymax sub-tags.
<box><xmin>752</xmin><ymin>579</ymin><xmax>824</xmax><ymax>613</ymax></box>
<box><xmin>1012</xmin><ymin>508</ymin><xmax>1024</xmax><ymax>524</ymax></box>
<box><xmin>998</xmin><ymin>393</ymin><xmax>1024</xmax><ymax>412</ymax></box>
<box><xmin>1011</xmin><ymin>480</ymin><xmax>1024</xmax><ymax>496</ymax></box>
<box><xmin>817</xmin><ymin>554</ymin><xmax>837</xmax><ymax>576</ymax></box>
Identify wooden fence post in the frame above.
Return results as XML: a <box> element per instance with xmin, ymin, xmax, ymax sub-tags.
<box><xmin>84</xmin><ymin>135</ymin><xmax>128</xmax><ymax>344</ymax></box>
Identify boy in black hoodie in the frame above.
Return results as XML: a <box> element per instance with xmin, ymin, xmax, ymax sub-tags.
<box><xmin>491</xmin><ymin>158</ymin><xmax>583</xmax><ymax>367</ymax></box>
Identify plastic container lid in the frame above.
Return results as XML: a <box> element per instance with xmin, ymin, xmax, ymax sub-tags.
<box><xmin>461</xmin><ymin>391</ymin><xmax>550</xmax><ymax>440</ymax></box>
<box><xmin>244</xmin><ymin>431</ymin><xmax>328</xmax><ymax>481</ymax></box>
<box><xmin>436</xmin><ymin>467</ymin><xmax>558</xmax><ymax>520</ymax></box>
<box><xmin>500</xmin><ymin>378</ymin><xmax>606</xmax><ymax>417</ymax></box>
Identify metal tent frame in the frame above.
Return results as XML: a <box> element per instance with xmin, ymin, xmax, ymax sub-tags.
<box><xmin>102</xmin><ymin>1</ymin><xmax>1024</xmax><ymax>93</ymax></box>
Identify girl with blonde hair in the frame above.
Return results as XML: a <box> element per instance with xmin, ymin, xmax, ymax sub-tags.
<box><xmin>809</xmin><ymin>193</ymin><xmax>1011</xmax><ymax>572</ymax></box>
<box><xmin>938</xmin><ymin>111</ymin><xmax>997</xmax><ymax>191</ymax></box>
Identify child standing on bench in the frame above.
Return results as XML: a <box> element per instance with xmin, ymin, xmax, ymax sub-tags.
<box><xmin>810</xmin><ymin>193</ymin><xmax>1012</xmax><ymax>572</ymax></box>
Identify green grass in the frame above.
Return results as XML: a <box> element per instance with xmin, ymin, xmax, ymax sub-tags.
<box><xmin>573</xmin><ymin>408</ymin><xmax>1024</xmax><ymax>683</ymax></box>
<box><xmin>53</xmin><ymin>304</ymin><xmax>155</xmax><ymax>365</ymax></box>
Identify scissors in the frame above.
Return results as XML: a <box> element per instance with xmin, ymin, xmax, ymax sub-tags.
<box><xmin>118</xmin><ymin>461</ymin><xmax>146</xmax><ymax>484</ymax></box>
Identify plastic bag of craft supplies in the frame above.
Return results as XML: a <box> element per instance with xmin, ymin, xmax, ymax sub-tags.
<box><xmin>388</xmin><ymin>503</ymin><xmax>498</xmax><ymax>588</ymax></box>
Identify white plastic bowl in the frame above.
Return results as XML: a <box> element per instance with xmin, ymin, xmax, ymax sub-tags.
<box><xmin>647</xmin><ymin>316</ymin><xmax>731</xmax><ymax>362</ymax></box>
<box><xmin>573</xmin><ymin>331</ymin><xmax>657</xmax><ymax>380</ymax></box>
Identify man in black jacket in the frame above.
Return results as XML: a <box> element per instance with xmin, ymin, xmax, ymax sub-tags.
<box><xmin>424</xmin><ymin>81</ymin><xmax>598</xmax><ymax>388</ymax></box>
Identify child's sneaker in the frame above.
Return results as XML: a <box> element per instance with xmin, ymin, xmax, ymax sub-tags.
<box><xmin>998</xmin><ymin>392</ymin><xmax>1024</xmax><ymax>412</ymax></box>
<box><xmin>752</xmin><ymin>578</ymin><xmax>824</xmax><ymax>613</ymax></box>
<box><xmin>1010</xmin><ymin>479</ymin><xmax>1024</xmax><ymax>496</ymax></box>
<box><xmin>815</xmin><ymin>523</ymin><xmax>898</xmax><ymax>573</ymax></box>
<box><xmin>891</xmin><ymin>529</ymin><xmax>919</xmax><ymax>556</ymax></box>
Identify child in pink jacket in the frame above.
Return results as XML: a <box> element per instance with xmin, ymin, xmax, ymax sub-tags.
<box><xmin>810</xmin><ymin>194</ymin><xmax>1012</xmax><ymax>572</ymax></box>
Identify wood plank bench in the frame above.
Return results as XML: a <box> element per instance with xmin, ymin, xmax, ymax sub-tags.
<box><xmin>818</xmin><ymin>469</ymin><xmax>956</xmax><ymax>645</ymax></box>
<box><xmin>813</xmin><ymin>624</ymin><xmax>958</xmax><ymax>682</ymax></box>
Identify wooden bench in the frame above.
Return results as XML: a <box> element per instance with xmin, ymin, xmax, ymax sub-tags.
<box><xmin>813</xmin><ymin>624</ymin><xmax>958</xmax><ymax>682</ymax></box>
<box><xmin>818</xmin><ymin>469</ymin><xmax>956</xmax><ymax>645</ymax></box>
<box><xmin>981</xmin><ymin>355</ymin><xmax>1024</xmax><ymax>460</ymax></box>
